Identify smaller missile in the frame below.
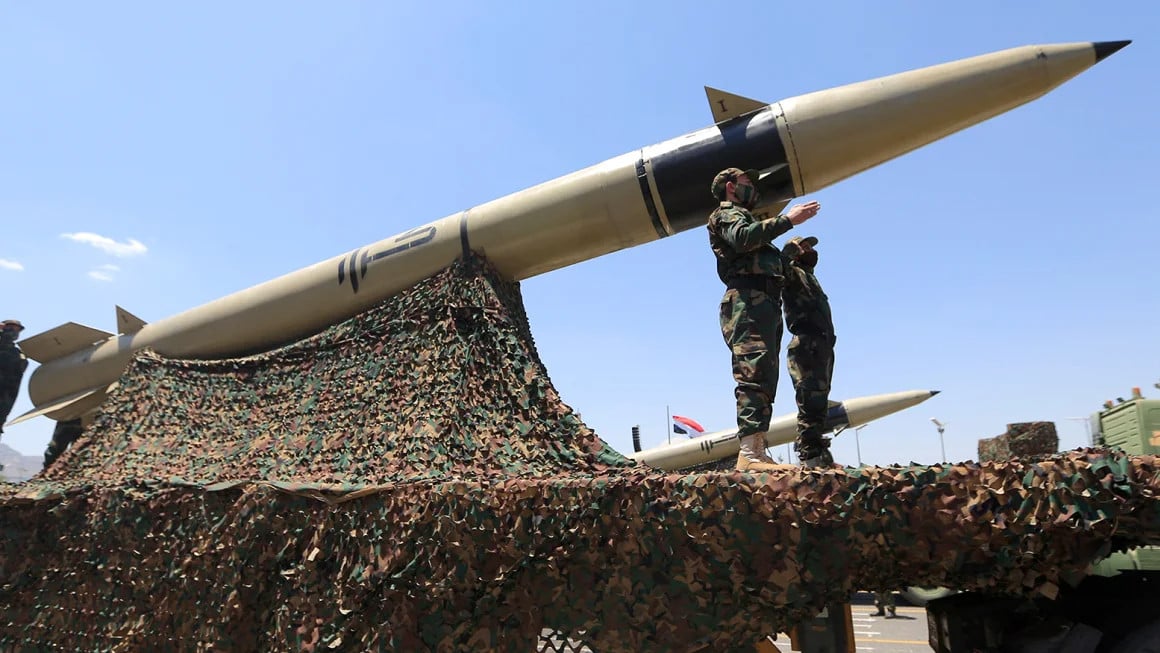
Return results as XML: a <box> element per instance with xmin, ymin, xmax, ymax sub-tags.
<box><xmin>629</xmin><ymin>389</ymin><xmax>939</xmax><ymax>470</ymax></box>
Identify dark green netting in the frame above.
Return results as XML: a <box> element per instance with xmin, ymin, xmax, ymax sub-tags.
<box><xmin>2</xmin><ymin>254</ymin><xmax>1159</xmax><ymax>652</ymax></box>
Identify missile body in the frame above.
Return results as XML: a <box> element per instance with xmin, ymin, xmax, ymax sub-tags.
<box><xmin>17</xmin><ymin>41</ymin><xmax>1128</xmax><ymax>423</ymax></box>
<box><xmin>629</xmin><ymin>389</ymin><xmax>939</xmax><ymax>470</ymax></box>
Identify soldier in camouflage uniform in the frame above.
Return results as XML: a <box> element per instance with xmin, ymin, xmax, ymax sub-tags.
<box><xmin>0</xmin><ymin>319</ymin><xmax>28</xmax><ymax>435</ymax></box>
<box><xmin>782</xmin><ymin>236</ymin><xmax>837</xmax><ymax>467</ymax></box>
<box><xmin>874</xmin><ymin>590</ymin><xmax>897</xmax><ymax>617</ymax></box>
<box><xmin>43</xmin><ymin>418</ymin><xmax>84</xmax><ymax>469</ymax></box>
<box><xmin>706</xmin><ymin>167</ymin><xmax>821</xmax><ymax>472</ymax></box>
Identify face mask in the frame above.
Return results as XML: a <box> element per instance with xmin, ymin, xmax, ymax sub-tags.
<box><xmin>734</xmin><ymin>181</ymin><xmax>760</xmax><ymax>209</ymax></box>
<box><xmin>798</xmin><ymin>251</ymin><xmax>819</xmax><ymax>268</ymax></box>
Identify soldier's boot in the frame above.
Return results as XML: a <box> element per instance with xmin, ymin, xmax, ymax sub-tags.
<box><xmin>737</xmin><ymin>434</ymin><xmax>794</xmax><ymax>472</ymax></box>
<box><xmin>797</xmin><ymin>434</ymin><xmax>837</xmax><ymax>470</ymax></box>
<box><xmin>873</xmin><ymin>607</ymin><xmax>885</xmax><ymax>616</ymax></box>
<box><xmin>887</xmin><ymin>606</ymin><xmax>896</xmax><ymax>618</ymax></box>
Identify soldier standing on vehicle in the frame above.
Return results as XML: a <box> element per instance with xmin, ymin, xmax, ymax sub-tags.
<box><xmin>0</xmin><ymin>319</ymin><xmax>28</xmax><ymax>435</ymax></box>
<box><xmin>782</xmin><ymin>236</ymin><xmax>837</xmax><ymax>468</ymax></box>
<box><xmin>706</xmin><ymin>167</ymin><xmax>821</xmax><ymax>472</ymax></box>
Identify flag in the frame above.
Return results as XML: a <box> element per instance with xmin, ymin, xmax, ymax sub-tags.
<box><xmin>672</xmin><ymin>415</ymin><xmax>705</xmax><ymax>438</ymax></box>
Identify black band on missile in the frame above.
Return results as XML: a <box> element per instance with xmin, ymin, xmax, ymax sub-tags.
<box><xmin>823</xmin><ymin>402</ymin><xmax>849</xmax><ymax>432</ymax></box>
<box><xmin>649</xmin><ymin>108</ymin><xmax>795</xmax><ymax>234</ymax></box>
<box><xmin>635</xmin><ymin>159</ymin><xmax>667</xmax><ymax>238</ymax></box>
<box><xmin>459</xmin><ymin>210</ymin><xmax>471</xmax><ymax>259</ymax></box>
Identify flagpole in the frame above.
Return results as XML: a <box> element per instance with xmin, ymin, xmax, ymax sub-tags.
<box><xmin>666</xmin><ymin>405</ymin><xmax>672</xmax><ymax>445</ymax></box>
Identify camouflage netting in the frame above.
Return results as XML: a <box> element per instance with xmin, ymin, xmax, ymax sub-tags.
<box><xmin>979</xmin><ymin>421</ymin><xmax>1061</xmax><ymax>463</ymax></box>
<box><xmin>2</xmin><ymin>254</ymin><xmax>1160</xmax><ymax>652</ymax></box>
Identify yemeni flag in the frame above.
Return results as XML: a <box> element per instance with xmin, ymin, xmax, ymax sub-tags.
<box><xmin>672</xmin><ymin>415</ymin><xmax>705</xmax><ymax>438</ymax></box>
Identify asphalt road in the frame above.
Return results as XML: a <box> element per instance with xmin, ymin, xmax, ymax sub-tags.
<box><xmin>771</xmin><ymin>593</ymin><xmax>931</xmax><ymax>653</ymax></box>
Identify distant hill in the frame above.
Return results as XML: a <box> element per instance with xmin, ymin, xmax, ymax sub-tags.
<box><xmin>0</xmin><ymin>443</ymin><xmax>41</xmax><ymax>482</ymax></box>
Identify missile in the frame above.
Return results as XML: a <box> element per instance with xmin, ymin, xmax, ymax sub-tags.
<box><xmin>629</xmin><ymin>389</ymin><xmax>940</xmax><ymax>470</ymax></box>
<box><xmin>13</xmin><ymin>40</ymin><xmax>1129</xmax><ymax>425</ymax></box>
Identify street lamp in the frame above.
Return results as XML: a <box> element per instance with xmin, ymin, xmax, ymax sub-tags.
<box><xmin>852</xmin><ymin>424</ymin><xmax>869</xmax><ymax>466</ymax></box>
<box><xmin>930</xmin><ymin>418</ymin><xmax>947</xmax><ymax>462</ymax></box>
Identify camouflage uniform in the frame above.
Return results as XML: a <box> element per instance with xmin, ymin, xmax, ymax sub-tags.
<box><xmin>43</xmin><ymin>418</ymin><xmax>84</xmax><ymax>469</ymax></box>
<box><xmin>707</xmin><ymin>171</ymin><xmax>794</xmax><ymax>442</ymax></box>
<box><xmin>0</xmin><ymin>320</ymin><xmax>28</xmax><ymax>433</ymax></box>
<box><xmin>782</xmin><ymin>237</ymin><xmax>835</xmax><ymax>462</ymax></box>
<box><xmin>874</xmin><ymin>591</ymin><xmax>896</xmax><ymax>617</ymax></box>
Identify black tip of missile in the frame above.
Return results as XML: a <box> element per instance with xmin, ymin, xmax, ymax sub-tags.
<box><xmin>930</xmin><ymin>390</ymin><xmax>941</xmax><ymax>396</ymax></box>
<box><xmin>1094</xmin><ymin>40</ymin><xmax>1131</xmax><ymax>63</ymax></box>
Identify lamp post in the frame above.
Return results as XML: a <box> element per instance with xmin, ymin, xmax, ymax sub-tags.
<box><xmin>930</xmin><ymin>418</ymin><xmax>947</xmax><ymax>462</ymax></box>
<box><xmin>853</xmin><ymin>424</ymin><xmax>868</xmax><ymax>467</ymax></box>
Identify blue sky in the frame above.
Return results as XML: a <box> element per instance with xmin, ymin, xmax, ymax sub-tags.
<box><xmin>2</xmin><ymin>3</ymin><xmax>1156</xmax><ymax>467</ymax></box>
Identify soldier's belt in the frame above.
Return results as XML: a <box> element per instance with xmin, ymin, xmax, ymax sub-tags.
<box><xmin>727</xmin><ymin>275</ymin><xmax>783</xmax><ymax>295</ymax></box>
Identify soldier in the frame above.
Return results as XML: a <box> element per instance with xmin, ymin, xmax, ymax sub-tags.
<box><xmin>782</xmin><ymin>236</ymin><xmax>837</xmax><ymax>468</ymax></box>
<box><xmin>706</xmin><ymin>167</ymin><xmax>820</xmax><ymax>472</ymax></box>
<box><xmin>43</xmin><ymin>418</ymin><xmax>84</xmax><ymax>469</ymax></box>
<box><xmin>0</xmin><ymin>319</ymin><xmax>28</xmax><ymax>434</ymax></box>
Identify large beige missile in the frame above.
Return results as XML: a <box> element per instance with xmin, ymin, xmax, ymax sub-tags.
<box><xmin>13</xmin><ymin>41</ymin><xmax>1129</xmax><ymax>425</ymax></box>
<box><xmin>630</xmin><ymin>389</ymin><xmax>939</xmax><ymax>470</ymax></box>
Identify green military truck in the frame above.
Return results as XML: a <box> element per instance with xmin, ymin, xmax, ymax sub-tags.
<box><xmin>1087</xmin><ymin>387</ymin><xmax>1160</xmax><ymax>577</ymax></box>
<box><xmin>926</xmin><ymin>385</ymin><xmax>1160</xmax><ymax>652</ymax></box>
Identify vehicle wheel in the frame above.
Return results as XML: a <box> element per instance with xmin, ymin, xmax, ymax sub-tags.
<box><xmin>1106</xmin><ymin>617</ymin><xmax>1160</xmax><ymax>653</ymax></box>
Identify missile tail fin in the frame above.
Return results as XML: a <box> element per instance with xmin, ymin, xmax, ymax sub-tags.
<box><xmin>116</xmin><ymin>305</ymin><xmax>147</xmax><ymax>335</ymax></box>
<box><xmin>5</xmin><ymin>385</ymin><xmax>110</xmax><ymax>426</ymax></box>
<box><xmin>704</xmin><ymin>86</ymin><xmax>767</xmax><ymax>123</ymax></box>
<box><xmin>19</xmin><ymin>323</ymin><xmax>115</xmax><ymax>364</ymax></box>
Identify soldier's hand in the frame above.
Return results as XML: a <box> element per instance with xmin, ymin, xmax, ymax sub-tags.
<box><xmin>786</xmin><ymin>201</ymin><xmax>820</xmax><ymax>225</ymax></box>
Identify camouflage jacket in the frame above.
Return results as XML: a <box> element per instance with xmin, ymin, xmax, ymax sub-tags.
<box><xmin>706</xmin><ymin>202</ymin><xmax>793</xmax><ymax>284</ymax></box>
<box><xmin>783</xmin><ymin>262</ymin><xmax>834</xmax><ymax>336</ymax></box>
<box><xmin>0</xmin><ymin>340</ymin><xmax>27</xmax><ymax>393</ymax></box>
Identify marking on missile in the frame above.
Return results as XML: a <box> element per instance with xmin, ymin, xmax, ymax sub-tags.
<box><xmin>635</xmin><ymin>158</ymin><xmax>667</xmax><ymax>238</ymax></box>
<box><xmin>337</xmin><ymin>226</ymin><xmax>438</xmax><ymax>293</ymax></box>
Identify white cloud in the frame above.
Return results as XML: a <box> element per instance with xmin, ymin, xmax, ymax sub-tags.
<box><xmin>0</xmin><ymin>259</ymin><xmax>23</xmax><ymax>271</ymax></box>
<box><xmin>61</xmin><ymin>232</ymin><xmax>148</xmax><ymax>257</ymax></box>
<box><xmin>87</xmin><ymin>263</ymin><xmax>120</xmax><ymax>282</ymax></box>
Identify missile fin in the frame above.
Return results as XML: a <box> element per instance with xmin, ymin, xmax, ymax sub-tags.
<box><xmin>18</xmin><ymin>323</ymin><xmax>115</xmax><ymax>364</ymax></box>
<box><xmin>116</xmin><ymin>305</ymin><xmax>147</xmax><ymax>335</ymax></box>
<box><xmin>704</xmin><ymin>86</ymin><xmax>767</xmax><ymax>123</ymax></box>
<box><xmin>5</xmin><ymin>385</ymin><xmax>109</xmax><ymax>426</ymax></box>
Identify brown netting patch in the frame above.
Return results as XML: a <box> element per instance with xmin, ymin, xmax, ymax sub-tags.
<box><xmin>2</xmin><ymin>254</ymin><xmax>1159</xmax><ymax>652</ymax></box>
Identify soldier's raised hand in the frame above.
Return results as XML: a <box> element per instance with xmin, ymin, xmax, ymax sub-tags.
<box><xmin>786</xmin><ymin>201</ymin><xmax>820</xmax><ymax>225</ymax></box>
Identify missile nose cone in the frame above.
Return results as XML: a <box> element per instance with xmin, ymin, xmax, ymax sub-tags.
<box><xmin>1094</xmin><ymin>40</ymin><xmax>1131</xmax><ymax>62</ymax></box>
<box><xmin>930</xmin><ymin>390</ymin><xmax>941</xmax><ymax>396</ymax></box>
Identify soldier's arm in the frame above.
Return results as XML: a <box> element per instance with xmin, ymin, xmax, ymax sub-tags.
<box><xmin>718</xmin><ymin>214</ymin><xmax>793</xmax><ymax>251</ymax></box>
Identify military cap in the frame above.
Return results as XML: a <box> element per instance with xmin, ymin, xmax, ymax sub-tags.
<box><xmin>710</xmin><ymin>167</ymin><xmax>761</xmax><ymax>200</ymax></box>
<box><xmin>1</xmin><ymin>319</ymin><xmax>23</xmax><ymax>331</ymax></box>
<box><xmin>782</xmin><ymin>235</ymin><xmax>819</xmax><ymax>257</ymax></box>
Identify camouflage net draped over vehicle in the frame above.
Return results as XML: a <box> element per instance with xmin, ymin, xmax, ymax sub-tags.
<box><xmin>3</xmin><ymin>254</ymin><xmax>1160</xmax><ymax>652</ymax></box>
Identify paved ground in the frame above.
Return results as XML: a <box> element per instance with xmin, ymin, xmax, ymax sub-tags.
<box><xmin>770</xmin><ymin>592</ymin><xmax>931</xmax><ymax>653</ymax></box>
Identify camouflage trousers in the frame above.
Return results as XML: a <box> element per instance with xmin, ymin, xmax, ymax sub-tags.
<box><xmin>787</xmin><ymin>331</ymin><xmax>835</xmax><ymax>456</ymax></box>
<box><xmin>0</xmin><ymin>387</ymin><xmax>16</xmax><ymax>433</ymax></box>
<box><xmin>43</xmin><ymin>419</ymin><xmax>84</xmax><ymax>469</ymax></box>
<box><xmin>719</xmin><ymin>288</ymin><xmax>783</xmax><ymax>437</ymax></box>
